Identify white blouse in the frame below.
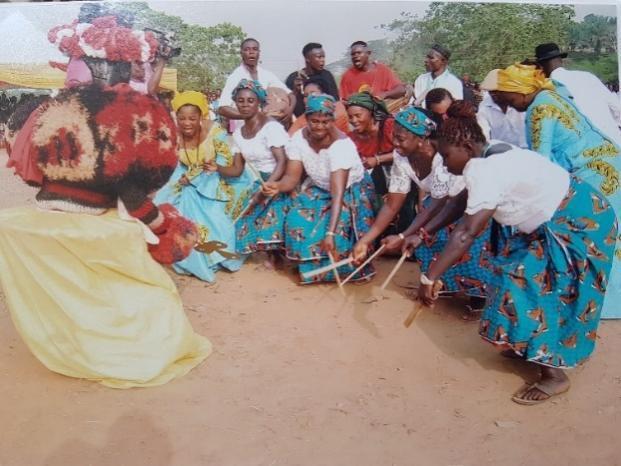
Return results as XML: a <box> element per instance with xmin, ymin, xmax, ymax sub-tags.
<box><xmin>464</xmin><ymin>146</ymin><xmax>570</xmax><ymax>233</ymax></box>
<box><xmin>389</xmin><ymin>151</ymin><xmax>465</xmax><ymax>199</ymax></box>
<box><xmin>232</xmin><ymin>120</ymin><xmax>289</xmax><ymax>173</ymax></box>
<box><xmin>287</xmin><ymin>129</ymin><xmax>365</xmax><ymax>191</ymax></box>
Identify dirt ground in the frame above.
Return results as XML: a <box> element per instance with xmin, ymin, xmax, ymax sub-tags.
<box><xmin>0</xmin><ymin>148</ymin><xmax>620</xmax><ymax>466</ymax></box>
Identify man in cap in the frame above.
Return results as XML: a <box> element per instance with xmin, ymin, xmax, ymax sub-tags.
<box><xmin>535</xmin><ymin>42</ymin><xmax>621</xmax><ymax>145</ymax></box>
<box><xmin>413</xmin><ymin>44</ymin><xmax>463</xmax><ymax>107</ymax></box>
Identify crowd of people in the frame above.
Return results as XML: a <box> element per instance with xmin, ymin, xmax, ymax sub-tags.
<box><xmin>1</xmin><ymin>5</ymin><xmax>620</xmax><ymax>406</ymax></box>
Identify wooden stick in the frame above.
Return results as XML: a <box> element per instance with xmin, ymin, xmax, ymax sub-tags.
<box><xmin>301</xmin><ymin>256</ymin><xmax>353</xmax><ymax>280</ymax></box>
<box><xmin>380</xmin><ymin>252</ymin><xmax>409</xmax><ymax>291</ymax></box>
<box><xmin>341</xmin><ymin>244</ymin><xmax>386</xmax><ymax>286</ymax></box>
<box><xmin>403</xmin><ymin>280</ymin><xmax>444</xmax><ymax>328</ymax></box>
<box><xmin>328</xmin><ymin>252</ymin><xmax>346</xmax><ymax>296</ymax></box>
<box><xmin>245</xmin><ymin>161</ymin><xmax>266</xmax><ymax>187</ymax></box>
<box><xmin>233</xmin><ymin>200</ymin><xmax>255</xmax><ymax>225</ymax></box>
<box><xmin>403</xmin><ymin>303</ymin><xmax>423</xmax><ymax>328</ymax></box>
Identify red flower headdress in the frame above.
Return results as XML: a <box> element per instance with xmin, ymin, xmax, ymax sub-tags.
<box><xmin>48</xmin><ymin>16</ymin><xmax>158</xmax><ymax>63</ymax></box>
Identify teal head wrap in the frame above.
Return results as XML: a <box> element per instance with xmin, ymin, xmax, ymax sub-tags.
<box><xmin>305</xmin><ymin>94</ymin><xmax>336</xmax><ymax>116</ymax></box>
<box><xmin>232</xmin><ymin>79</ymin><xmax>268</xmax><ymax>104</ymax></box>
<box><xmin>395</xmin><ymin>106</ymin><xmax>437</xmax><ymax>137</ymax></box>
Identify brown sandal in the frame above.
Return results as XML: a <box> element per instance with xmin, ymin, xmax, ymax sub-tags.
<box><xmin>511</xmin><ymin>382</ymin><xmax>569</xmax><ymax>406</ymax></box>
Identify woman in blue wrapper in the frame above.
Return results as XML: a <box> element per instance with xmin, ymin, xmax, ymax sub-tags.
<box><xmin>481</xmin><ymin>64</ymin><xmax>621</xmax><ymax>319</ymax></box>
<box><xmin>155</xmin><ymin>91</ymin><xmax>253</xmax><ymax>282</ymax></box>
<box><xmin>415</xmin><ymin>106</ymin><xmax>616</xmax><ymax>404</ymax></box>
<box><xmin>263</xmin><ymin>94</ymin><xmax>376</xmax><ymax>284</ymax></box>
<box><xmin>221</xmin><ymin>79</ymin><xmax>291</xmax><ymax>269</ymax></box>
<box><xmin>353</xmin><ymin>104</ymin><xmax>493</xmax><ymax>315</ymax></box>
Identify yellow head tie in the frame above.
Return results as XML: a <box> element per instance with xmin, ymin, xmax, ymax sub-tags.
<box><xmin>494</xmin><ymin>64</ymin><xmax>555</xmax><ymax>95</ymax></box>
<box><xmin>172</xmin><ymin>91</ymin><xmax>209</xmax><ymax>115</ymax></box>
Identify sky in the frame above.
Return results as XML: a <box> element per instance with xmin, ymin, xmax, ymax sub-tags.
<box><xmin>0</xmin><ymin>0</ymin><xmax>617</xmax><ymax>78</ymax></box>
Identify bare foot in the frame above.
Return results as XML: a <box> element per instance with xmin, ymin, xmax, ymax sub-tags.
<box><xmin>512</xmin><ymin>366</ymin><xmax>570</xmax><ymax>405</ymax></box>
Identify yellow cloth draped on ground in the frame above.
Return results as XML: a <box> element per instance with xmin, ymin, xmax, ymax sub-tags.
<box><xmin>0</xmin><ymin>207</ymin><xmax>211</xmax><ymax>388</ymax></box>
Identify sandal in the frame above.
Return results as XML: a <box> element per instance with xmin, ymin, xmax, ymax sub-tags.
<box><xmin>511</xmin><ymin>382</ymin><xmax>570</xmax><ymax>406</ymax></box>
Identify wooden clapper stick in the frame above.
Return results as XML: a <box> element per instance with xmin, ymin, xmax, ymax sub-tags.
<box><xmin>300</xmin><ymin>256</ymin><xmax>353</xmax><ymax>281</ymax></box>
<box><xmin>234</xmin><ymin>161</ymin><xmax>267</xmax><ymax>225</ymax></box>
<box><xmin>341</xmin><ymin>244</ymin><xmax>386</xmax><ymax>286</ymax></box>
<box><xmin>379</xmin><ymin>251</ymin><xmax>409</xmax><ymax>292</ymax></box>
<box><xmin>403</xmin><ymin>280</ymin><xmax>444</xmax><ymax>328</ymax></box>
<box><xmin>246</xmin><ymin>160</ymin><xmax>266</xmax><ymax>188</ymax></box>
<box><xmin>328</xmin><ymin>252</ymin><xmax>346</xmax><ymax>296</ymax></box>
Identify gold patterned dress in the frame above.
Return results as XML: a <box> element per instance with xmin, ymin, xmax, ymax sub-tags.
<box><xmin>526</xmin><ymin>82</ymin><xmax>621</xmax><ymax>318</ymax></box>
<box><xmin>154</xmin><ymin>124</ymin><xmax>253</xmax><ymax>282</ymax></box>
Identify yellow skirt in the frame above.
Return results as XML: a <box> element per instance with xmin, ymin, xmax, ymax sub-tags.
<box><xmin>0</xmin><ymin>207</ymin><xmax>211</xmax><ymax>388</ymax></box>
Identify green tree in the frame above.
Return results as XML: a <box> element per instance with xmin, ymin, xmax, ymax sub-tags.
<box><xmin>383</xmin><ymin>2</ymin><xmax>575</xmax><ymax>82</ymax></box>
<box><xmin>569</xmin><ymin>14</ymin><xmax>617</xmax><ymax>55</ymax></box>
<box><xmin>109</xmin><ymin>2</ymin><xmax>245</xmax><ymax>91</ymax></box>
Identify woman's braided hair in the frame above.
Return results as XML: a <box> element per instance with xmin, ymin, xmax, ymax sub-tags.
<box><xmin>436</xmin><ymin>100</ymin><xmax>486</xmax><ymax>147</ymax></box>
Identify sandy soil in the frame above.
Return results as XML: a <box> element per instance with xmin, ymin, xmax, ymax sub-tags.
<box><xmin>0</xmin><ymin>149</ymin><xmax>620</xmax><ymax>466</ymax></box>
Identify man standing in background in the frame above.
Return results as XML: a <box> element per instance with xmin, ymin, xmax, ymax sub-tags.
<box><xmin>219</xmin><ymin>38</ymin><xmax>296</xmax><ymax>128</ymax></box>
<box><xmin>413</xmin><ymin>44</ymin><xmax>463</xmax><ymax>107</ymax></box>
<box><xmin>286</xmin><ymin>42</ymin><xmax>339</xmax><ymax>118</ymax></box>
<box><xmin>339</xmin><ymin>41</ymin><xmax>405</xmax><ymax>101</ymax></box>
<box><xmin>535</xmin><ymin>42</ymin><xmax>621</xmax><ymax>146</ymax></box>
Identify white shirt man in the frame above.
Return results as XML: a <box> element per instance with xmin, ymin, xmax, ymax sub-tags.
<box><xmin>218</xmin><ymin>38</ymin><xmax>295</xmax><ymax>131</ymax></box>
<box><xmin>219</xmin><ymin>64</ymin><xmax>289</xmax><ymax>108</ymax></box>
<box><xmin>413</xmin><ymin>45</ymin><xmax>463</xmax><ymax>107</ymax></box>
<box><xmin>414</xmin><ymin>68</ymin><xmax>463</xmax><ymax>106</ymax></box>
<box><xmin>477</xmin><ymin>92</ymin><xmax>527</xmax><ymax>148</ymax></box>
<box><xmin>549</xmin><ymin>67</ymin><xmax>621</xmax><ymax>146</ymax></box>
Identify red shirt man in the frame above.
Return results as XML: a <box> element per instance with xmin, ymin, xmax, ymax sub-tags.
<box><xmin>339</xmin><ymin>41</ymin><xmax>405</xmax><ymax>101</ymax></box>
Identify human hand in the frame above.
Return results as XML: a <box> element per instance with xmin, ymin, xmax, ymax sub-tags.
<box><xmin>352</xmin><ymin>240</ymin><xmax>369</xmax><ymax>265</ymax></box>
<box><xmin>381</xmin><ymin>234</ymin><xmax>404</xmax><ymax>252</ymax></box>
<box><xmin>203</xmin><ymin>160</ymin><xmax>218</xmax><ymax>173</ymax></box>
<box><xmin>417</xmin><ymin>282</ymin><xmax>436</xmax><ymax>307</ymax></box>
<box><xmin>362</xmin><ymin>156</ymin><xmax>379</xmax><ymax>170</ymax></box>
<box><xmin>402</xmin><ymin>234</ymin><xmax>423</xmax><ymax>255</ymax></box>
<box><xmin>320</xmin><ymin>234</ymin><xmax>336</xmax><ymax>254</ymax></box>
<box><xmin>262</xmin><ymin>181</ymin><xmax>280</xmax><ymax>197</ymax></box>
<box><xmin>178</xmin><ymin>175</ymin><xmax>190</xmax><ymax>186</ymax></box>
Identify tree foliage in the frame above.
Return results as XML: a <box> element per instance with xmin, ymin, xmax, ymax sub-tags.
<box><xmin>383</xmin><ymin>2</ymin><xmax>576</xmax><ymax>82</ymax></box>
<box><xmin>569</xmin><ymin>14</ymin><xmax>617</xmax><ymax>55</ymax></box>
<box><xmin>109</xmin><ymin>2</ymin><xmax>244</xmax><ymax>91</ymax></box>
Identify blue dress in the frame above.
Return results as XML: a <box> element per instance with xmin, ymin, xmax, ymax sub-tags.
<box><xmin>526</xmin><ymin>83</ymin><xmax>621</xmax><ymax>318</ymax></box>
<box><xmin>155</xmin><ymin>124</ymin><xmax>253</xmax><ymax>282</ymax></box>
<box><xmin>233</xmin><ymin>120</ymin><xmax>292</xmax><ymax>254</ymax></box>
<box><xmin>286</xmin><ymin>174</ymin><xmax>376</xmax><ymax>283</ymax></box>
<box><xmin>481</xmin><ymin>178</ymin><xmax>616</xmax><ymax>367</ymax></box>
<box><xmin>236</xmin><ymin>171</ymin><xmax>292</xmax><ymax>253</ymax></box>
<box><xmin>389</xmin><ymin>150</ymin><xmax>492</xmax><ymax>298</ymax></box>
<box><xmin>284</xmin><ymin>130</ymin><xmax>377</xmax><ymax>284</ymax></box>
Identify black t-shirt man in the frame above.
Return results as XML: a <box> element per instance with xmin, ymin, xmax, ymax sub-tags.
<box><xmin>286</xmin><ymin>43</ymin><xmax>339</xmax><ymax>117</ymax></box>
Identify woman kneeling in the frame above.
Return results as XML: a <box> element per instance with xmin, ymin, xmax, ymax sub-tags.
<box><xmin>264</xmin><ymin>94</ymin><xmax>376</xmax><ymax>283</ymax></box>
